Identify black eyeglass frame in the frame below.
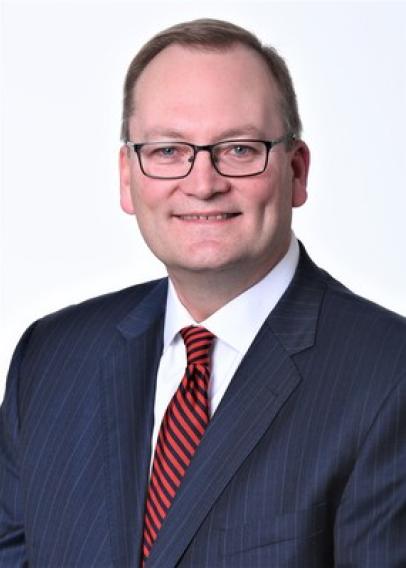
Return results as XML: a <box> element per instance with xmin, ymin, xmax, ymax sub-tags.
<box><xmin>125</xmin><ymin>132</ymin><xmax>296</xmax><ymax>179</ymax></box>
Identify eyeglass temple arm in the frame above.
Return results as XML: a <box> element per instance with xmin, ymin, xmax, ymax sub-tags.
<box><xmin>265</xmin><ymin>132</ymin><xmax>296</xmax><ymax>150</ymax></box>
<box><xmin>125</xmin><ymin>141</ymin><xmax>142</xmax><ymax>151</ymax></box>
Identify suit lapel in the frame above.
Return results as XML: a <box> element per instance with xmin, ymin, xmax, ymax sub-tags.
<box><xmin>100</xmin><ymin>280</ymin><xmax>167</xmax><ymax>567</ymax></box>
<box><xmin>147</xmin><ymin>246</ymin><xmax>327</xmax><ymax>567</ymax></box>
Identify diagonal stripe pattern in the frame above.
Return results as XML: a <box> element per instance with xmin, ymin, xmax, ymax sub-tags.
<box><xmin>141</xmin><ymin>325</ymin><xmax>215</xmax><ymax>564</ymax></box>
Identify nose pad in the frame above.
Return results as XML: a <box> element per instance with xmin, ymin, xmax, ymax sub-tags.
<box><xmin>191</xmin><ymin>147</ymin><xmax>217</xmax><ymax>173</ymax></box>
<box><xmin>182</xmin><ymin>147</ymin><xmax>230</xmax><ymax>197</ymax></box>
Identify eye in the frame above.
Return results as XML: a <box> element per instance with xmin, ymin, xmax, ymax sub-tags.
<box><xmin>156</xmin><ymin>146</ymin><xmax>177</xmax><ymax>157</ymax></box>
<box><xmin>220</xmin><ymin>142</ymin><xmax>261</xmax><ymax>160</ymax></box>
<box><xmin>232</xmin><ymin>145</ymin><xmax>252</xmax><ymax>156</ymax></box>
<box><xmin>147</xmin><ymin>144</ymin><xmax>192</xmax><ymax>161</ymax></box>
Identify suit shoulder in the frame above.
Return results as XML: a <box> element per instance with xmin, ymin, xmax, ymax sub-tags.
<box><xmin>313</xmin><ymin>269</ymin><xmax>406</xmax><ymax>380</ymax></box>
<box><xmin>290</xmin><ymin>246</ymin><xmax>406</xmax><ymax>341</ymax></box>
<box><xmin>320</xmin><ymin>268</ymin><xmax>406</xmax><ymax>331</ymax></box>
<box><xmin>294</xmin><ymin>248</ymin><xmax>406</xmax><ymax>371</ymax></box>
<box><xmin>42</xmin><ymin>279</ymin><xmax>164</xmax><ymax>323</ymax></box>
<box><xmin>22</xmin><ymin>278</ymin><xmax>167</xmax><ymax>353</ymax></box>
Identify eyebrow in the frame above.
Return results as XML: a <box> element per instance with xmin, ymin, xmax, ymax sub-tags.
<box><xmin>216</xmin><ymin>125</ymin><xmax>269</xmax><ymax>139</ymax></box>
<box><xmin>142</xmin><ymin>124</ymin><xmax>269</xmax><ymax>141</ymax></box>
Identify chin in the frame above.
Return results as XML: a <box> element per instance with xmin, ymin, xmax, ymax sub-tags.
<box><xmin>158</xmin><ymin>245</ymin><xmax>234</xmax><ymax>271</ymax></box>
<box><xmin>162</xmin><ymin>253</ymin><xmax>231</xmax><ymax>274</ymax></box>
<box><xmin>173</xmin><ymin>261</ymin><xmax>228</xmax><ymax>274</ymax></box>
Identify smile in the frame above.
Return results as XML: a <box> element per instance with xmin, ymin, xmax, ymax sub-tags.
<box><xmin>175</xmin><ymin>213</ymin><xmax>240</xmax><ymax>221</ymax></box>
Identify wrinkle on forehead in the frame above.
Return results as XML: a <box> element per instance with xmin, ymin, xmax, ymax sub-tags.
<box><xmin>130</xmin><ymin>43</ymin><xmax>284</xmax><ymax>140</ymax></box>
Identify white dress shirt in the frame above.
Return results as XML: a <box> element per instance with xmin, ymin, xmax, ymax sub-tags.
<box><xmin>150</xmin><ymin>234</ymin><xmax>300</xmax><ymax>460</ymax></box>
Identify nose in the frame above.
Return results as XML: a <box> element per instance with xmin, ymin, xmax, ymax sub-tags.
<box><xmin>180</xmin><ymin>148</ymin><xmax>231</xmax><ymax>199</ymax></box>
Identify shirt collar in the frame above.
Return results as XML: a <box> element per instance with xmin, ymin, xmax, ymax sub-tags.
<box><xmin>163</xmin><ymin>233</ymin><xmax>300</xmax><ymax>354</ymax></box>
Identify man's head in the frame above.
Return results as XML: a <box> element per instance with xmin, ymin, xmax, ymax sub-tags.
<box><xmin>119</xmin><ymin>19</ymin><xmax>309</xmax><ymax>292</ymax></box>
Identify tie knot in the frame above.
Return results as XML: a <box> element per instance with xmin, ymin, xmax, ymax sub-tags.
<box><xmin>180</xmin><ymin>326</ymin><xmax>215</xmax><ymax>367</ymax></box>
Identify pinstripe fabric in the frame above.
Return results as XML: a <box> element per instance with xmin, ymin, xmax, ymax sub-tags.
<box><xmin>1</xmin><ymin>244</ymin><xmax>405</xmax><ymax>567</ymax></box>
<box><xmin>142</xmin><ymin>327</ymin><xmax>215</xmax><ymax>562</ymax></box>
<box><xmin>0</xmin><ymin>280</ymin><xmax>167</xmax><ymax>568</ymax></box>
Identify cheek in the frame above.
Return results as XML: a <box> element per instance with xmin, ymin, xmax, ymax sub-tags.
<box><xmin>244</xmin><ymin>181</ymin><xmax>276</xmax><ymax>218</ymax></box>
<box><xmin>130</xmin><ymin>175</ymin><xmax>164</xmax><ymax>215</ymax></box>
<box><xmin>245</xmin><ymin>180</ymin><xmax>292</xmax><ymax>230</ymax></box>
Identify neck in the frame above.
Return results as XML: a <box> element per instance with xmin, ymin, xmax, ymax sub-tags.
<box><xmin>168</xmin><ymin>249</ymin><xmax>288</xmax><ymax>322</ymax></box>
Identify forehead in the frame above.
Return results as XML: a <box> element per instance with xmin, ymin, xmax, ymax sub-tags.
<box><xmin>130</xmin><ymin>44</ymin><xmax>283</xmax><ymax>140</ymax></box>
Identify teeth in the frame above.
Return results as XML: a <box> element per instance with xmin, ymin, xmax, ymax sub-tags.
<box><xmin>180</xmin><ymin>214</ymin><xmax>234</xmax><ymax>221</ymax></box>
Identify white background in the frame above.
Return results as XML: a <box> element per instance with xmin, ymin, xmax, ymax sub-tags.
<box><xmin>1</xmin><ymin>0</ymin><xmax>405</xmax><ymax>399</ymax></box>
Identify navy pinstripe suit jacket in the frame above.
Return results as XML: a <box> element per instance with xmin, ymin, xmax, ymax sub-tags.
<box><xmin>1</xmin><ymin>245</ymin><xmax>405</xmax><ymax>567</ymax></box>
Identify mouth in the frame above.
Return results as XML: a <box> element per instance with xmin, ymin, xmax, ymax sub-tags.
<box><xmin>174</xmin><ymin>212</ymin><xmax>241</xmax><ymax>222</ymax></box>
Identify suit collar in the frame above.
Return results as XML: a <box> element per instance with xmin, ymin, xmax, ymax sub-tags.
<box><xmin>101</xmin><ymin>319</ymin><xmax>163</xmax><ymax>567</ymax></box>
<box><xmin>115</xmin><ymin>239</ymin><xmax>322</xmax><ymax>354</ymax></box>
<box><xmin>103</xmin><ymin>243</ymin><xmax>327</xmax><ymax>567</ymax></box>
<box><xmin>267</xmin><ymin>241</ymin><xmax>326</xmax><ymax>354</ymax></box>
<box><xmin>116</xmin><ymin>278</ymin><xmax>168</xmax><ymax>339</ymax></box>
<box><xmin>102</xmin><ymin>279</ymin><xmax>168</xmax><ymax>567</ymax></box>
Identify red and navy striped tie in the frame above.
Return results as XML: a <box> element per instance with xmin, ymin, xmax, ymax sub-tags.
<box><xmin>141</xmin><ymin>325</ymin><xmax>215</xmax><ymax>563</ymax></box>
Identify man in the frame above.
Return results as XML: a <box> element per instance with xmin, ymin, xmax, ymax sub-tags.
<box><xmin>0</xmin><ymin>18</ymin><xmax>405</xmax><ymax>568</ymax></box>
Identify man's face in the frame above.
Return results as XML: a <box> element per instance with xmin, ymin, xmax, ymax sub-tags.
<box><xmin>120</xmin><ymin>44</ymin><xmax>309</xmax><ymax>283</ymax></box>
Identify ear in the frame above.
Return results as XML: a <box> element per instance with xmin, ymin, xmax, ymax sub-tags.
<box><xmin>119</xmin><ymin>145</ymin><xmax>136</xmax><ymax>214</ymax></box>
<box><xmin>290</xmin><ymin>140</ymin><xmax>310</xmax><ymax>208</ymax></box>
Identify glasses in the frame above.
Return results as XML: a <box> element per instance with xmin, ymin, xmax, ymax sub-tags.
<box><xmin>125</xmin><ymin>133</ymin><xmax>295</xmax><ymax>179</ymax></box>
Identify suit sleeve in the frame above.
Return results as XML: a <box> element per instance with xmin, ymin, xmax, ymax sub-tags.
<box><xmin>334</xmin><ymin>374</ymin><xmax>406</xmax><ymax>566</ymax></box>
<box><xmin>0</xmin><ymin>323</ymin><xmax>37</xmax><ymax>568</ymax></box>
